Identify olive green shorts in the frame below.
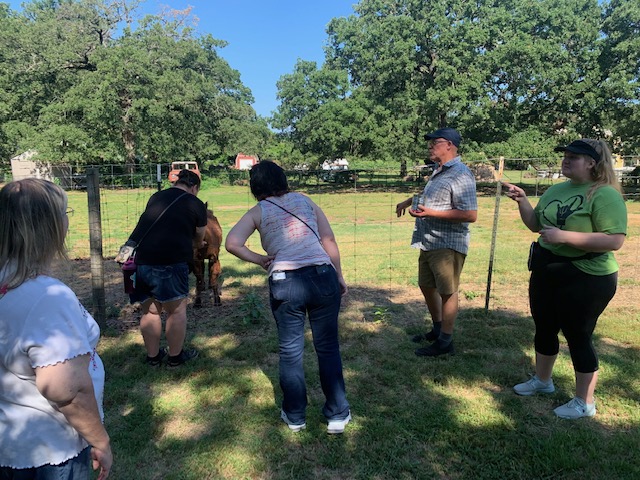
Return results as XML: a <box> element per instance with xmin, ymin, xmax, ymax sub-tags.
<box><xmin>418</xmin><ymin>249</ymin><xmax>466</xmax><ymax>295</ymax></box>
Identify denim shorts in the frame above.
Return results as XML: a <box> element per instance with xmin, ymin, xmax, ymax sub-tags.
<box><xmin>129</xmin><ymin>262</ymin><xmax>190</xmax><ymax>304</ymax></box>
<box><xmin>0</xmin><ymin>447</ymin><xmax>90</xmax><ymax>480</ymax></box>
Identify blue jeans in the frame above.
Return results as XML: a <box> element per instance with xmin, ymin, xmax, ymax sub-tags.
<box><xmin>0</xmin><ymin>447</ymin><xmax>90</xmax><ymax>480</ymax></box>
<box><xmin>269</xmin><ymin>264</ymin><xmax>349</xmax><ymax>423</ymax></box>
<box><xmin>129</xmin><ymin>262</ymin><xmax>190</xmax><ymax>303</ymax></box>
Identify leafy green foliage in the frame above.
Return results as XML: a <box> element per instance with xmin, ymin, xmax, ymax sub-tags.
<box><xmin>0</xmin><ymin>0</ymin><xmax>270</xmax><ymax>168</ymax></box>
<box><xmin>273</xmin><ymin>0</ymin><xmax>640</xmax><ymax>164</ymax></box>
<box><xmin>479</xmin><ymin>128</ymin><xmax>559</xmax><ymax>167</ymax></box>
<box><xmin>600</xmin><ymin>0</ymin><xmax>640</xmax><ymax>153</ymax></box>
<box><xmin>237</xmin><ymin>290</ymin><xmax>268</xmax><ymax>326</ymax></box>
<box><xmin>372</xmin><ymin>305</ymin><xmax>390</xmax><ymax>323</ymax></box>
<box><xmin>3</xmin><ymin>0</ymin><xmax>639</xmax><ymax>174</ymax></box>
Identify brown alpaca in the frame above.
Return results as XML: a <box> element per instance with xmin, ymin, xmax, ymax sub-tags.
<box><xmin>192</xmin><ymin>206</ymin><xmax>222</xmax><ymax>307</ymax></box>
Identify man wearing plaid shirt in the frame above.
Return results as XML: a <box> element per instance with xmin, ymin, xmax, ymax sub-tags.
<box><xmin>396</xmin><ymin>128</ymin><xmax>478</xmax><ymax>357</ymax></box>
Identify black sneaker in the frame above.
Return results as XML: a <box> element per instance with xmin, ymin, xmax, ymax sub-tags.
<box><xmin>167</xmin><ymin>348</ymin><xmax>199</xmax><ymax>367</ymax></box>
<box><xmin>415</xmin><ymin>340</ymin><xmax>455</xmax><ymax>357</ymax></box>
<box><xmin>145</xmin><ymin>347</ymin><xmax>167</xmax><ymax>366</ymax></box>
<box><xmin>411</xmin><ymin>330</ymin><xmax>438</xmax><ymax>343</ymax></box>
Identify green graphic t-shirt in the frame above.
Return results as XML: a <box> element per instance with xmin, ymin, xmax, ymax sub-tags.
<box><xmin>534</xmin><ymin>182</ymin><xmax>627</xmax><ymax>275</ymax></box>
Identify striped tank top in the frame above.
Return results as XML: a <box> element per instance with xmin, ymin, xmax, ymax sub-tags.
<box><xmin>259</xmin><ymin>192</ymin><xmax>331</xmax><ymax>275</ymax></box>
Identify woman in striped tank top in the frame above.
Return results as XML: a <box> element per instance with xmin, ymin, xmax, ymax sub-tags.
<box><xmin>226</xmin><ymin>161</ymin><xmax>351</xmax><ymax>434</ymax></box>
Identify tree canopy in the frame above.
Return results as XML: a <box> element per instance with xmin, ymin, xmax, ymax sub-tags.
<box><xmin>0</xmin><ymin>0</ymin><xmax>271</xmax><ymax>170</ymax></box>
<box><xmin>2</xmin><ymin>0</ymin><xmax>638</xmax><ymax>174</ymax></box>
<box><xmin>273</xmin><ymin>0</ymin><xmax>640</xmax><ymax>166</ymax></box>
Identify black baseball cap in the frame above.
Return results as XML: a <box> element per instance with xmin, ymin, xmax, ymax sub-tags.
<box><xmin>425</xmin><ymin>127</ymin><xmax>462</xmax><ymax>148</ymax></box>
<box><xmin>554</xmin><ymin>139</ymin><xmax>601</xmax><ymax>163</ymax></box>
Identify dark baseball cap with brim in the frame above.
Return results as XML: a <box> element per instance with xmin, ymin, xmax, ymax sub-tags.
<box><xmin>424</xmin><ymin>127</ymin><xmax>461</xmax><ymax>147</ymax></box>
<box><xmin>554</xmin><ymin>140</ymin><xmax>601</xmax><ymax>163</ymax></box>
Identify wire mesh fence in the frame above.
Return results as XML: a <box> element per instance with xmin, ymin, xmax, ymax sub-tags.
<box><xmin>49</xmin><ymin>160</ymin><xmax>640</xmax><ymax>323</ymax></box>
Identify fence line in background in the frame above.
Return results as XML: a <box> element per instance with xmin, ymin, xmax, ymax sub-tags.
<box><xmin>71</xmin><ymin>167</ymin><xmax>639</xmax><ymax>317</ymax></box>
<box><xmin>20</xmin><ymin>157</ymin><xmax>640</xmax><ymax>194</ymax></box>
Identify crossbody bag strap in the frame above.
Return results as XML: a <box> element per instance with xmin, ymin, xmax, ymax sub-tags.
<box><xmin>135</xmin><ymin>192</ymin><xmax>189</xmax><ymax>248</ymax></box>
<box><xmin>262</xmin><ymin>198</ymin><xmax>322</xmax><ymax>245</ymax></box>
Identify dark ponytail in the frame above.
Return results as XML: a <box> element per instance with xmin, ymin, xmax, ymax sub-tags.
<box><xmin>175</xmin><ymin>169</ymin><xmax>201</xmax><ymax>189</ymax></box>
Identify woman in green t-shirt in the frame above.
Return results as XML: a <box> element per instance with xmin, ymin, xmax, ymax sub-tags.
<box><xmin>504</xmin><ymin>138</ymin><xmax>627</xmax><ymax>420</ymax></box>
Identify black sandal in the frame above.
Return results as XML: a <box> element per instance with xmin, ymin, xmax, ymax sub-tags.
<box><xmin>167</xmin><ymin>348</ymin><xmax>199</xmax><ymax>367</ymax></box>
<box><xmin>145</xmin><ymin>347</ymin><xmax>167</xmax><ymax>366</ymax></box>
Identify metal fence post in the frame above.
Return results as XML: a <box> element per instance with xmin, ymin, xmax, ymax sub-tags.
<box><xmin>86</xmin><ymin>168</ymin><xmax>106</xmax><ymax>327</ymax></box>
<box><xmin>485</xmin><ymin>157</ymin><xmax>504</xmax><ymax>312</ymax></box>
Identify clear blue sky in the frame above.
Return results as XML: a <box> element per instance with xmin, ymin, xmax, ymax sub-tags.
<box><xmin>8</xmin><ymin>0</ymin><xmax>357</xmax><ymax>118</ymax></box>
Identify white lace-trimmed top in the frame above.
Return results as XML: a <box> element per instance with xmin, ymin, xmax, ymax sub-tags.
<box><xmin>259</xmin><ymin>192</ymin><xmax>331</xmax><ymax>275</ymax></box>
<box><xmin>0</xmin><ymin>275</ymin><xmax>104</xmax><ymax>469</ymax></box>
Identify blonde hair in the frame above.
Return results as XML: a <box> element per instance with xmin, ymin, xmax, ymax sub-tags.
<box><xmin>581</xmin><ymin>138</ymin><xmax>623</xmax><ymax>200</ymax></box>
<box><xmin>0</xmin><ymin>179</ymin><xmax>69</xmax><ymax>289</ymax></box>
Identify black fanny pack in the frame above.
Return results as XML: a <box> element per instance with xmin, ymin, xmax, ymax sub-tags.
<box><xmin>527</xmin><ymin>242</ymin><xmax>605</xmax><ymax>272</ymax></box>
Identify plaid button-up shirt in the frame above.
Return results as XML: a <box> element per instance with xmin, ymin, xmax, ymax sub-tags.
<box><xmin>411</xmin><ymin>156</ymin><xmax>477</xmax><ymax>255</ymax></box>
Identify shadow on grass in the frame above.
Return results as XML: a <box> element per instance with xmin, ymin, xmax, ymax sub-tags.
<box><xmin>92</xmin><ymin>270</ymin><xmax>640</xmax><ymax>480</ymax></box>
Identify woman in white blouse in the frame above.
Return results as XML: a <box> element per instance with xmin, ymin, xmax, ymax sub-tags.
<box><xmin>0</xmin><ymin>179</ymin><xmax>112</xmax><ymax>479</ymax></box>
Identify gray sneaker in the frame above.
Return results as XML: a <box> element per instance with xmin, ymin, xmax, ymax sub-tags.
<box><xmin>554</xmin><ymin>397</ymin><xmax>596</xmax><ymax>419</ymax></box>
<box><xmin>280</xmin><ymin>410</ymin><xmax>306</xmax><ymax>432</ymax></box>
<box><xmin>327</xmin><ymin>411</ymin><xmax>351</xmax><ymax>434</ymax></box>
<box><xmin>513</xmin><ymin>375</ymin><xmax>555</xmax><ymax>396</ymax></box>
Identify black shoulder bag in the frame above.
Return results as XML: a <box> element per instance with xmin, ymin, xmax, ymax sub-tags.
<box><xmin>119</xmin><ymin>192</ymin><xmax>188</xmax><ymax>293</ymax></box>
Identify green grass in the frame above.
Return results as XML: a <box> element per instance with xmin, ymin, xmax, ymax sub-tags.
<box><xmin>58</xmin><ymin>184</ymin><xmax>640</xmax><ymax>479</ymax></box>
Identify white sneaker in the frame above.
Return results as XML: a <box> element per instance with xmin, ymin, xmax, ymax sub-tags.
<box><xmin>327</xmin><ymin>411</ymin><xmax>351</xmax><ymax>434</ymax></box>
<box><xmin>280</xmin><ymin>410</ymin><xmax>306</xmax><ymax>432</ymax></box>
<box><xmin>554</xmin><ymin>397</ymin><xmax>596</xmax><ymax>419</ymax></box>
<box><xmin>513</xmin><ymin>375</ymin><xmax>555</xmax><ymax>396</ymax></box>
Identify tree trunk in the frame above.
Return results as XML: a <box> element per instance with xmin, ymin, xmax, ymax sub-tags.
<box><xmin>120</xmin><ymin>90</ymin><xmax>136</xmax><ymax>174</ymax></box>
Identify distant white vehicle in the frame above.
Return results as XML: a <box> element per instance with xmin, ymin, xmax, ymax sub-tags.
<box><xmin>168</xmin><ymin>161</ymin><xmax>200</xmax><ymax>183</ymax></box>
<box><xmin>322</xmin><ymin>158</ymin><xmax>349</xmax><ymax>171</ymax></box>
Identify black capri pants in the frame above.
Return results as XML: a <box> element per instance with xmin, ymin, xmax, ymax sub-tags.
<box><xmin>529</xmin><ymin>262</ymin><xmax>617</xmax><ymax>373</ymax></box>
